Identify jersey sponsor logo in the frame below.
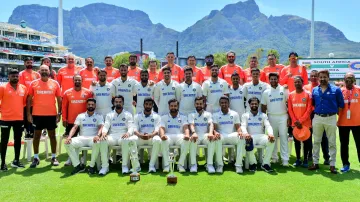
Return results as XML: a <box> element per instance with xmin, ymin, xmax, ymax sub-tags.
<box><xmin>218</xmin><ymin>121</ymin><xmax>233</xmax><ymax>125</ymax></box>
<box><xmin>71</xmin><ymin>100</ymin><xmax>86</xmax><ymax>104</ymax></box>
<box><xmin>141</xmin><ymin>124</ymin><xmax>154</xmax><ymax>128</ymax></box>
<box><xmin>248</xmin><ymin>91</ymin><xmax>262</xmax><ymax>95</ymax></box>
<box><xmin>113</xmin><ymin>123</ymin><xmax>125</xmax><ymax>127</ymax></box>
<box><xmin>138</xmin><ymin>93</ymin><xmax>151</xmax><ymax>97</ymax></box>
<box><xmin>195</xmin><ymin>123</ymin><xmax>208</xmax><ymax>127</ymax></box>
<box><xmin>344</xmin><ymin>99</ymin><xmax>359</xmax><ymax>103</ymax></box>
<box><xmin>162</xmin><ymin>92</ymin><xmax>175</xmax><ymax>96</ymax></box>
<box><xmin>230</xmin><ymin>95</ymin><xmax>243</xmax><ymax>100</ymax></box>
<box><xmin>293</xmin><ymin>103</ymin><xmax>307</xmax><ymax>107</ymax></box>
<box><xmin>183</xmin><ymin>93</ymin><xmax>196</xmax><ymax>97</ymax></box>
<box><xmin>270</xmin><ymin>98</ymin><xmax>283</xmax><ymax>102</ymax></box>
<box><xmin>168</xmin><ymin>125</ymin><xmax>180</xmax><ymax>129</ymax></box>
<box><xmin>64</xmin><ymin>75</ymin><xmax>73</xmax><ymax>79</ymax></box>
<box><xmin>248</xmin><ymin>122</ymin><xmax>261</xmax><ymax>126</ymax></box>
<box><xmin>83</xmin><ymin>123</ymin><xmax>96</xmax><ymax>127</ymax></box>
<box><xmin>210</xmin><ymin>89</ymin><xmax>222</xmax><ymax>93</ymax></box>
<box><xmin>118</xmin><ymin>89</ymin><xmax>131</xmax><ymax>92</ymax></box>
<box><xmin>95</xmin><ymin>93</ymin><xmax>111</xmax><ymax>96</ymax></box>
<box><xmin>36</xmin><ymin>90</ymin><xmax>53</xmax><ymax>94</ymax></box>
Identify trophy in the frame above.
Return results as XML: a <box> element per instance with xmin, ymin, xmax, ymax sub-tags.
<box><xmin>130</xmin><ymin>149</ymin><xmax>140</xmax><ymax>182</ymax></box>
<box><xmin>167</xmin><ymin>150</ymin><xmax>178</xmax><ymax>184</ymax></box>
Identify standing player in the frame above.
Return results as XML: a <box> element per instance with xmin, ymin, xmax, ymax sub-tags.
<box><xmin>213</xmin><ymin>96</ymin><xmax>245</xmax><ymax>174</ymax></box>
<box><xmin>158</xmin><ymin>52</ymin><xmax>184</xmax><ymax>83</ymax></box>
<box><xmin>187</xmin><ymin>56</ymin><xmax>205</xmax><ymax>85</ymax></box>
<box><xmin>0</xmin><ymin>69</ymin><xmax>28</xmax><ymax>170</ymax></box>
<box><xmin>103</xmin><ymin>56</ymin><xmax>120</xmax><ymax>82</ymax></box>
<box><xmin>229</xmin><ymin>73</ymin><xmax>245</xmax><ymax>118</ymax></box>
<box><xmin>202</xmin><ymin>54</ymin><xmax>214</xmax><ymax>81</ymax></box>
<box><xmin>178</xmin><ymin>67</ymin><xmax>203</xmax><ymax>116</ymax></box>
<box><xmin>57</xmin><ymin>54</ymin><xmax>82</xmax><ymax>96</ymax></box>
<box><xmin>148</xmin><ymin>60</ymin><xmax>160</xmax><ymax>83</ymax></box>
<box><xmin>153</xmin><ymin>67</ymin><xmax>180</xmax><ymax>115</ymax></box>
<box><xmin>263</xmin><ymin>54</ymin><xmax>284</xmax><ymax>84</ymax></box>
<box><xmin>279</xmin><ymin>52</ymin><xmax>308</xmax><ymax>92</ymax></box>
<box><xmin>27</xmin><ymin>65</ymin><xmax>62</xmax><ymax>168</ymax></box>
<box><xmin>243</xmin><ymin>56</ymin><xmax>266</xmax><ymax>83</ymax></box>
<box><xmin>243</xmin><ymin>68</ymin><xmax>269</xmax><ymax>111</ymax></box>
<box><xmin>40</xmin><ymin>57</ymin><xmax>57</xmax><ymax>81</ymax></box>
<box><xmin>133</xmin><ymin>98</ymin><xmax>161</xmax><ymax>173</ymax></box>
<box><xmin>134</xmin><ymin>70</ymin><xmax>155</xmax><ymax>114</ymax></box>
<box><xmin>219</xmin><ymin>51</ymin><xmax>245</xmax><ymax>85</ymax></box>
<box><xmin>79</xmin><ymin>57</ymin><xmax>98</xmax><ymax>89</ymax></box>
<box><xmin>159</xmin><ymin>99</ymin><xmax>190</xmax><ymax>172</ymax></box>
<box><xmin>128</xmin><ymin>54</ymin><xmax>141</xmax><ymax>82</ymax></box>
<box><xmin>202</xmin><ymin>64</ymin><xmax>229</xmax><ymax>113</ymax></box>
<box><xmin>261</xmin><ymin>73</ymin><xmax>289</xmax><ymax>166</ymax></box>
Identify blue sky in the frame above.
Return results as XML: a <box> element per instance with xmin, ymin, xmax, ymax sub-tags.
<box><xmin>1</xmin><ymin>0</ymin><xmax>359</xmax><ymax>42</ymax></box>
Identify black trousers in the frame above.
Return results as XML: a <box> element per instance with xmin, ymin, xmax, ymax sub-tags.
<box><xmin>338</xmin><ymin>126</ymin><xmax>360</xmax><ymax>166</ymax></box>
<box><xmin>0</xmin><ymin>120</ymin><xmax>24</xmax><ymax>164</ymax></box>
<box><xmin>289</xmin><ymin>127</ymin><xmax>312</xmax><ymax>161</ymax></box>
<box><xmin>23</xmin><ymin>107</ymin><xmax>34</xmax><ymax>135</ymax></box>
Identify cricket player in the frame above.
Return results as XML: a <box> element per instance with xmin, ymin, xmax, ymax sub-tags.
<box><xmin>261</xmin><ymin>72</ymin><xmax>289</xmax><ymax>166</ymax></box>
<box><xmin>213</xmin><ymin>96</ymin><xmax>245</xmax><ymax>174</ymax></box>
<box><xmin>133</xmin><ymin>97</ymin><xmax>161</xmax><ymax>173</ymax></box>
<box><xmin>243</xmin><ymin>68</ymin><xmax>269</xmax><ymax>111</ymax></box>
<box><xmin>159</xmin><ymin>99</ymin><xmax>190</xmax><ymax>173</ymax></box>
<box><xmin>241</xmin><ymin>97</ymin><xmax>275</xmax><ymax>172</ymax></box>
<box><xmin>229</xmin><ymin>72</ymin><xmax>245</xmax><ymax>118</ymax></box>
<box><xmin>188</xmin><ymin>96</ymin><xmax>215</xmax><ymax>173</ymax></box>
<box><xmin>134</xmin><ymin>70</ymin><xmax>155</xmax><ymax>114</ymax></box>
<box><xmin>178</xmin><ymin>67</ymin><xmax>203</xmax><ymax>116</ymax></box>
<box><xmin>64</xmin><ymin>98</ymin><xmax>105</xmax><ymax>175</ymax></box>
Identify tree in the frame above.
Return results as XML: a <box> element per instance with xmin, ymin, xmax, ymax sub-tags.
<box><xmin>213</xmin><ymin>52</ymin><xmax>228</xmax><ymax>67</ymax></box>
<box><xmin>267</xmin><ymin>49</ymin><xmax>280</xmax><ymax>64</ymax></box>
<box><xmin>113</xmin><ymin>52</ymin><xmax>131</xmax><ymax>68</ymax></box>
<box><xmin>244</xmin><ymin>48</ymin><xmax>264</xmax><ymax>68</ymax></box>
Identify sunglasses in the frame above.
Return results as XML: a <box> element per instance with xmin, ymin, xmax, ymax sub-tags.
<box><xmin>205</xmin><ymin>58</ymin><xmax>214</xmax><ymax>62</ymax></box>
<box><xmin>227</xmin><ymin>56</ymin><xmax>235</xmax><ymax>59</ymax></box>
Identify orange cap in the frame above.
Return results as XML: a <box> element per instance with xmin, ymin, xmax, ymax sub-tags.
<box><xmin>293</xmin><ymin>126</ymin><xmax>311</xmax><ymax>141</ymax></box>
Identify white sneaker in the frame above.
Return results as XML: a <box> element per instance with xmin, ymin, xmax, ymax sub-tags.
<box><xmin>271</xmin><ymin>158</ymin><xmax>279</xmax><ymax>163</ymax></box>
<box><xmin>178</xmin><ymin>165</ymin><xmax>186</xmax><ymax>173</ymax></box>
<box><xmin>163</xmin><ymin>165</ymin><xmax>170</xmax><ymax>173</ymax></box>
<box><xmin>236</xmin><ymin>166</ymin><xmax>243</xmax><ymax>174</ymax></box>
<box><xmin>148</xmin><ymin>165</ymin><xmax>156</xmax><ymax>173</ymax></box>
<box><xmin>64</xmin><ymin>158</ymin><xmax>72</xmax><ymax>166</ymax></box>
<box><xmin>282</xmin><ymin>160</ymin><xmax>289</xmax><ymax>167</ymax></box>
<box><xmin>99</xmin><ymin>167</ymin><xmax>109</xmax><ymax>176</ymax></box>
<box><xmin>216</xmin><ymin>165</ymin><xmax>223</xmax><ymax>173</ymax></box>
<box><xmin>190</xmin><ymin>164</ymin><xmax>197</xmax><ymax>173</ymax></box>
<box><xmin>207</xmin><ymin>164</ymin><xmax>215</xmax><ymax>174</ymax></box>
<box><xmin>122</xmin><ymin>166</ymin><xmax>129</xmax><ymax>174</ymax></box>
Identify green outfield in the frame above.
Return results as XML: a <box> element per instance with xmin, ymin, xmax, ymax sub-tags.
<box><xmin>0</xmin><ymin>125</ymin><xmax>359</xmax><ymax>202</ymax></box>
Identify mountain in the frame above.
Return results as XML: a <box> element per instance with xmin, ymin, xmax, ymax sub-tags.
<box><xmin>7</xmin><ymin>0</ymin><xmax>360</xmax><ymax>65</ymax></box>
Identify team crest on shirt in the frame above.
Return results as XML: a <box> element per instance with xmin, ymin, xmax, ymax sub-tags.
<box><xmin>128</xmin><ymin>84</ymin><xmax>131</xmax><ymax>87</ymax></box>
<box><xmin>118</xmin><ymin>84</ymin><xmax>121</xmax><ymax>86</ymax></box>
<box><xmin>280</xmin><ymin>92</ymin><xmax>284</xmax><ymax>95</ymax></box>
<box><xmin>107</xmin><ymin>88</ymin><xmax>110</xmax><ymax>91</ymax></box>
<box><xmin>122</xmin><ymin>118</ymin><xmax>126</xmax><ymax>121</ymax></box>
<box><xmin>204</xmin><ymin>118</ymin><xmax>207</xmax><ymax>121</ymax></box>
<box><xmin>230</xmin><ymin>116</ymin><xmax>233</xmax><ymax>119</ymax></box>
<box><xmin>141</xmin><ymin>119</ymin><xmax>144</xmax><ymax>122</ymax></box>
<box><xmin>82</xmin><ymin>94</ymin><xmax>86</xmax><ymax>98</ymax></box>
<box><xmin>355</xmin><ymin>93</ymin><xmax>358</xmax><ymax>97</ymax></box>
<box><xmin>162</xmin><ymin>88</ymin><xmax>164</xmax><ymax>91</ymax></box>
<box><xmin>135</xmin><ymin>72</ymin><xmax>138</xmax><ymax>75</ymax></box>
<box><xmin>174</xmin><ymin>71</ymin><xmax>178</xmax><ymax>74</ymax></box>
<box><xmin>302</xmin><ymin>98</ymin><xmax>306</xmax><ymax>102</ymax></box>
<box><xmin>154</xmin><ymin>77</ymin><xmax>158</xmax><ymax>81</ymax></box>
<box><xmin>259</xmin><ymin>87</ymin><xmax>262</xmax><ymax>90</ymax></box>
<box><xmin>93</xmin><ymin>119</ymin><xmax>96</xmax><ymax>122</ymax></box>
<box><xmin>172</xmin><ymin>87</ymin><xmax>175</xmax><ymax>90</ymax></box>
<box><xmin>112</xmin><ymin>72</ymin><xmax>115</xmax><ymax>75</ymax></box>
<box><xmin>178</xmin><ymin>120</ymin><xmax>182</xmax><ymax>123</ymax></box>
<box><xmin>193</xmin><ymin>88</ymin><xmax>196</xmax><ymax>92</ymax></box>
<box><xmin>269</xmin><ymin>95</ymin><xmax>272</xmax><ymax>97</ymax></box>
<box><xmin>147</xmin><ymin>88</ymin><xmax>151</xmax><ymax>92</ymax></box>
<box><xmin>220</xmin><ymin>84</ymin><xmax>223</xmax><ymax>88</ymax></box>
<box><xmin>276</xmin><ymin>68</ymin><xmax>279</xmax><ymax>71</ymax></box>
<box><xmin>240</xmin><ymin>91</ymin><xmax>243</xmax><ymax>94</ymax></box>
<box><xmin>168</xmin><ymin>120</ymin><xmax>170</xmax><ymax>122</ymax></box>
<box><xmin>83</xmin><ymin>119</ymin><xmax>86</xmax><ymax>121</ymax></box>
<box><xmin>258</xmin><ymin>118</ymin><xmax>262</xmax><ymax>121</ymax></box>
<box><xmin>151</xmin><ymin>119</ymin><xmax>154</xmax><ymax>122</ymax></box>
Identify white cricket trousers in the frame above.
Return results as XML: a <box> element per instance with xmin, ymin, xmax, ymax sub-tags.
<box><xmin>189</xmin><ymin>134</ymin><xmax>214</xmax><ymax>166</ymax></box>
<box><xmin>247</xmin><ymin>134</ymin><xmax>275</xmax><ymax>165</ymax></box>
<box><xmin>64</xmin><ymin>136</ymin><xmax>107</xmax><ymax>169</ymax></box>
<box><xmin>215</xmin><ymin>132</ymin><xmax>245</xmax><ymax>167</ymax></box>
<box><xmin>312</xmin><ymin>115</ymin><xmax>337</xmax><ymax>166</ymax></box>
<box><xmin>161</xmin><ymin>133</ymin><xmax>190</xmax><ymax>167</ymax></box>
<box><xmin>136</xmin><ymin>136</ymin><xmax>161</xmax><ymax>167</ymax></box>
<box><xmin>107</xmin><ymin>135</ymin><xmax>140</xmax><ymax>167</ymax></box>
<box><xmin>268</xmin><ymin>114</ymin><xmax>289</xmax><ymax>162</ymax></box>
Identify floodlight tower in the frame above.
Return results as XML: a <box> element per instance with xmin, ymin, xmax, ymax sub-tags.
<box><xmin>58</xmin><ymin>0</ymin><xmax>64</xmax><ymax>46</ymax></box>
<box><xmin>310</xmin><ymin>0</ymin><xmax>315</xmax><ymax>58</ymax></box>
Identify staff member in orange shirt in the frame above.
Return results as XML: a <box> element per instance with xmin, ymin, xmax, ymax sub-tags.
<box><xmin>104</xmin><ymin>56</ymin><xmax>120</xmax><ymax>82</ymax></box>
<box><xmin>0</xmin><ymin>69</ymin><xmax>28</xmax><ymax>171</ymax></box>
<box><xmin>148</xmin><ymin>60</ymin><xmax>160</xmax><ymax>83</ymax></box>
<box><xmin>263</xmin><ymin>54</ymin><xmax>284</xmax><ymax>84</ymax></box>
<box><xmin>27</xmin><ymin>65</ymin><xmax>62</xmax><ymax>168</ymax></box>
<box><xmin>337</xmin><ymin>72</ymin><xmax>360</xmax><ymax>173</ymax></box>
<box><xmin>202</xmin><ymin>54</ymin><xmax>214</xmax><ymax>81</ymax></box>
<box><xmin>19</xmin><ymin>57</ymin><xmax>40</xmax><ymax>139</ymax></box>
<box><xmin>79</xmin><ymin>57</ymin><xmax>98</xmax><ymax>89</ymax></box>
<box><xmin>128</xmin><ymin>54</ymin><xmax>141</xmax><ymax>82</ymax></box>
<box><xmin>40</xmin><ymin>57</ymin><xmax>57</xmax><ymax>81</ymax></box>
<box><xmin>158</xmin><ymin>52</ymin><xmax>184</xmax><ymax>83</ymax></box>
<box><xmin>57</xmin><ymin>54</ymin><xmax>82</xmax><ymax>96</ymax></box>
<box><xmin>288</xmin><ymin>76</ymin><xmax>313</xmax><ymax>168</ymax></box>
<box><xmin>219</xmin><ymin>51</ymin><xmax>245</xmax><ymax>85</ymax></box>
<box><xmin>187</xmin><ymin>55</ymin><xmax>205</xmax><ymax>85</ymax></box>
<box><xmin>279</xmin><ymin>52</ymin><xmax>308</xmax><ymax>92</ymax></box>
<box><xmin>243</xmin><ymin>56</ymin><xmax>266</xmax><ymax>83</ymax></box>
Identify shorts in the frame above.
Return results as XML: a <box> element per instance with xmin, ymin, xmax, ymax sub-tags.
<box><xmin>65</xmin><ymin>123</ymin><xmax>80</xmax><ymax>137</ymax></box>
<box><xmin>32</xmin><ymin>116</ymin><xmax>57</xmax><ymax>131</ymax></box>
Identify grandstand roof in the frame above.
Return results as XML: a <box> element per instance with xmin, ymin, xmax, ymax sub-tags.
<box><xmin>0</xmin><ymin>22</ymin><xmax>56</xmax><ymax>39</ymax></box>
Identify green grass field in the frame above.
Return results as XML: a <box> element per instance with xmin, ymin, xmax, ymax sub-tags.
<box><xmin>0</xmin><ymin>125</ymin><xmax>359</xmax><ymax>202</ymax></box>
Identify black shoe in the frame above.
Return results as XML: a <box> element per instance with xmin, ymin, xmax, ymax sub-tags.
<box><xmin>11</xmin><ymin>160</ymin><xmax>25</xmax><ymax>168</ymax></box>
<box><xmin>88</xmin><ymin>166</ymin><xmax>96</xmax><ymax>175</ymax></box>
<box><xmin>249</xmin><ymin>164</ymin><xmax>257</xmax><ymax>172</ymax></box>
<box><xmin>261</xmin><ymin>164</ymin><xmax>274</xmax><ymax>172</ymax></box>
<box><xmin>71</xmin><ymin>164</ymin><xmax>85</xmax><ymax>175</ymax></box>
<box><xmin>324</xmin><ymin>159</ymin><xmax>330</xmax><ymax>165</ymax></box>
<box><xmin>30</xmin><ymin>158</ymin><xmax>40</xmax><ymax>168</ymax></box>
<box><xmin>1</xmin><ymin>164</ymin><xmax>8</xmax><ymax>172</ymax></box>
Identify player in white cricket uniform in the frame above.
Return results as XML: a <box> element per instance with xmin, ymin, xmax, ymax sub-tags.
<box><xmin>159</xmin><ymin>99</ymin><xmax>190</xmax><ymax>172</ymax></box>
<box><xmin>261</xmin><ymin>72</ymin><xmax>289</xmax><ymax>166</ymax></box>
<box><xmin>188</xmin><ymin>96</ymin><xmax>215</xmax><ymax>173</ymax></box>
<box><xmin>154</xmin><ymin>67</ymin><xmax>180</xmax><ymax>115</ymax></box>
<box><xmin>202</xmin><ymin>64</ymin><xmax>229</xmax><ymax>113</ymax></box>
<box><xmin>90</xmin><ymin>69</ymin><xmax>115</xmax><ymax>118</ymax></box>
<box><xmin>64</xmin><ymin>98</ymin><xmax>106</xmax><ymax>175</ymax></box>
<box><xmin>111</xmin><ymin>64</ymin><xmax>137</xmax><ymax>115</ymax></box>
<box><xmin>101</xmin><ymin>95</ymin><xmax>139</xmax><ymax>174</ymax></box>
<box><xmin>243</xmin><ymin>68</ymin><xmax>269</xmax><ymax>111</ymax></box>
<box><xmin>178</xmin><ymin>67</ymin><xmax>203</xmax><ymax>116</ymax></box>
<box><xmin>229</xmin><ymin>72</ymin><xmax>245</xmax><ymax>118</ymax></box>
<box><xmin>133</xmin><ymin>97</ymin><xmax>161</xmax><ymax>173</ymax></box>
<box><xmin>134</xmin><ymin>70</ymin><xmax>154</xmax><ymax>114</ymax></box>
<box><xmin>241</xmin><ymin>97</ymin><xmax>275</xmax><ymax>172</ymax></box>
<box><xmin>213</xmin><ymin>96</ymin><xmax>245</xmax><ymax>174</ymax></box>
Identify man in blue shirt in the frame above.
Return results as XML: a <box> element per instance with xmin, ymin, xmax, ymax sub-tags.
<box><xmin>309</xmin><ymin>70</ymin><xmax>344</xmax><ymax>174</ymax></box>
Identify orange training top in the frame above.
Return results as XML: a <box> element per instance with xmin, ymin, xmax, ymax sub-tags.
<box><xmin>243</xmin><ymin>68</ymin><xmax>266</xmax><ymax>83</ymax></box>
<box><xmin>338</xmin><ymin>85</ymin><xmax>360</xmax><ymax>126</ymax></box>
<box><xmin>288</xmin><ymin>90</ymin><xmax>312</xmax><ymax>128</ymax></box>
<box><xmin>219</xmin><ymin>64</ymin><xmax>245</xmax><ymax>85</ymax></box>
<box><xmin>19</xmin><ymin>70</ymin><xmax>40</xmax><ymax>88</ymax></box>
<box><xmin>128</xmin><ymin>66</ymin><xmax>141</xmax><ymax>82</ymax></box>
<box><xmin>0</xmin><ymin>83</ymin><xmax>27</xmax><ymax>121</ymax></box>
<box><xmin>192</xmin><ymin>66</ymin><xmax>205</xmax><ymax>85</ymax></box>
<box><xmin>79</xmin><ymin>68</ymin><xmax>98</xmax><ymax>89</ymax></box>
<box><xmin>263</xmin><ymin>64</ymin><xmax>284</xmax><ymax>84</ymax></box>
<box><xmin>280</xmin><ymin>65</ymin><xmax>309</xmax><ymax>93</ymax></box>
<box><xmin>57</xmin><ymin>66</ymin><xmax>82</xmax><ymax>96</ymax></box>
<box><xmin>104</xmin><ymin>67</ymin><xmax>120</xmax><ymax>82</ymax></box>
<box><xmin>148</xmin><ymin>70</ymin><xmax>160</xmax><ymax>83</ymax></box>
<box><xmin>202</xmin><ymin>66</ymin><xmax>211</xmax><ymax>81</ymax></box>
<box><xmin>158</xmin><ymin>64</ymin><xmax>184</xmax><ymax>83</ymax></box>
<box><xmin>62</xmin><ymin>87</ymin><xmax>93</xmax><ymax>124</ymax></box>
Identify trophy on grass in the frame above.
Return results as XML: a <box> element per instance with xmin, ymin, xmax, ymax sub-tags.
<box><xmin>167</xmin><ymin>150</ymin><xmax>178</xmax><ymax>184</ymax></box>
<box><xmin>130</xmin><ymin>149</ymin><xmax>140</xmax><ymax>182</ymax></box>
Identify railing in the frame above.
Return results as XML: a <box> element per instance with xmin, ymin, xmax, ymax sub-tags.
<box><xmin>0</xmin><ymin>47</ymin><xmax>65</xmax><ymax>58</ymax></box>
<box><xmin>0</xmin><ymin>36</ymin><xmax>53</xmax><ymax>46</ymax></box>
<box><xmin>0</xmin><ymin>58</ymin><xmax>66</xmax><ymax>68</ymax></box>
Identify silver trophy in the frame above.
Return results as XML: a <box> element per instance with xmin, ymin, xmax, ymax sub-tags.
<box><xmin>167</xmin><ymin>150</ymin><xmax>178</xmax><ymax>184</ymax></box>
<box><xmin>130</xmin><ymin>149</ymin><xmax>140</xmax><ymax>182</ymax></box>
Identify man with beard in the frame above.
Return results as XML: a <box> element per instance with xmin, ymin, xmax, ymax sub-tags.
<box><xmin>101</xmin><ymin>95</ymin><xmax>140</xmax><ymax>174</ymax></box>
<box><xmin>19</xmin><ymin>57</ymin><xmax>40</xmax><ymax>139</ymax></box>
<box><xmin>202</xmin><ymin>54</ymin><xmax>214</xmax><ymax>81</ymax></box>
<box><xmin>159</xmin><ymin>99</ymin><xmax>190</xmax><ymax>173</ymax></box>
<box><xmin>243</xmin><ymin>68</ymin><xmax>269</xmax><ymax>111</ymax></box>
<box><xmin>178</xmin><ymin>67</ymin><xmax>203</xmax><ymax>116</ymax></box>
<box><xmin>133</xmin><ymin>98</ymin><xmax>161</xmax><ymax>173</ymax></box>
<box><xmin>243</xmin><ymin>56</ymin><xmax>266</xmax><ymax>83</ymax></box>
<box><xmin>57</xmin><ymin>54</ymin><xmax>82</xmax><ymax>96</ymax></box>
<box><xmin>27</xmin><ymin>65</ymin><xmax>62</xmax><ymax>168</ymax></box>
<box><xmin>187</xmin><ymin>56</ymin><xmax>205</xmax><ymax>85</ymax></box>
<box><xmin>134</xmin><ymin>70</ymin><xmax>155</xmax><ymax>114</ymax></box>
<box><xmin>154</xmin><ymin>67</ymin><xmax>180</xmax><ymax>115</ymax></box>
<box><xmin>263</xmin><ymin>54</ymin><xmax>285</xmax><ymax>84</ymax></box>
<box><xmin>64</xmin><ymin>98</ymin><xmax>105</xmax><ymax>175</ymax></box>
<box><xmin>103</xmin><ymin>56</ymin><xmax>120</xmax><ymax>82</ymax></box>
<box><xmin>148</xmin><ymin>60</ymin><xmax>160</xmax><ymax>83</ymax></box>
<box><xmin>261</xmin><ymin>73</ymin><xmax>289</xmax><ymax>166</ymax></box>
<box><xmin>188</xmin><ymin>97</ymin><xmax>215</xmax><ymax>173</ymax></box>
<box><xmin>219</xmin><ymin>51</ymin><xmax>245</xmax><ymax>85</ymax></box>
<box><xmin>79</xmin><ymin>57</ymin><xmax>98</xmax><ymax>89</ymax></box>
<box><xmin>241</xmin><ymin>97</ymin><xmax>275</xmax><ymax>172</ymax></box>
<box><xmin>202</xmin><ymin>64</ymin><xmax>229</xmax><ymax>113</ymax></box>
<box><xmin>229</xmin><ymin>73</ymin><xmax>245</xmax><ymax>118</ymax></box>
<box><xmin>158</xmin><ymin>52</ymin><xmax>184</xmax><ymax>83</ymax></box>
<box><xmin>0</xmin><ymin>69</ymin><xmax>28</xmax><ymax>171</ymax></box>
<box><xmin>127</xmin><ymin>54</ymin><xmax>141</xmax><ymax>82</ymax></box>
<box><xmin>309</xmin><ymin>70</ymin><xmax>344</xmax><ymax>174</ymax></box>
<box><xmin>111</xmin><ymin>64</ymin><xmax>138</xmax><ymax>115</ymax></box>
<box><xmin>279</xmin><ymin>52</ymin><xmax>308</xmax><ymax>92</ymax></box>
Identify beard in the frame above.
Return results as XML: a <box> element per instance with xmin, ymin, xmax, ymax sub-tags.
<box><xmin>195</xmin><ymin>107</ymin><xmax>203</xmax><ymax>112</ymax></box>
<box><xmin>170</xmin><ymin>109</ymin><xmax>178</xmax><ymax>113</ymax></box>
<box><xmin>129</xmin><ymin>62</ymin><xmax>136</xmax><ymax>66</ymax></box>
<box><xmin>206</xmin><ymin>62</ymin><xmax>213</xmax><ymax>66</ymax></box>
<box><xmin>115</xmin><ymin>105</ymin><xmax>122</xmax><ymax>110</ymax></box>
<box><xmin>141</xmin><ymin>78</ymin><xmax>148</xmax><ymax>83</ymax></box>
<box><xmin>144</xmin><ymin>107</ymin><xmax>152</xmax><ymax>112</ymax></box>
<box><xmin>99</xmin><ymin>78</ymin><xmax>106</xmax><ymax>82</ymax></box>
<box><xmin>75</xmin><ymin>83</ymin><xmax>81</xmax><ymax>87</ymax></box>
<box><xmin>26</xmin><ymin>65</ymin><xmax>33</xmax><ymax>69</ymax></box>
<box><xmin>250</xmin><ymin>107</ymin><xmax>258</xmax><ymax>112</ymax></box>
<box><xmin>87</xmin><ymin>107</ymin><xmax>95</xmax><ymax>112</ymax></box>
<box><xmin>41</xmin><ymin>72</ymin><xmax>49</xmax><ymax>77</ymax></box>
